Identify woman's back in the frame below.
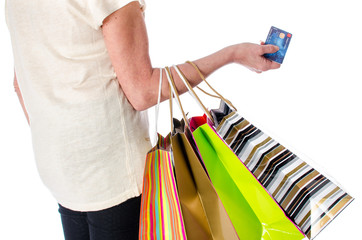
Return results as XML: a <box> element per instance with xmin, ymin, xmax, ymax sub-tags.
<box><xmin>5</xmin><ymin>0</ymin><xmax>151</xmax><ymax>212</ymax></box>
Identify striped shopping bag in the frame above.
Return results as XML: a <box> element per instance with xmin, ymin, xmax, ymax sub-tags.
<box><xmin>139</xmin><ymin>133</ymin><xmax>187</xmax><ymax>240</ymax></box>
<box><xmin>139</xmin><ymin>67</ymin><xmax>187</xmax><ymax>239</ymax></box>
<box><xmin>210</xmin><ymin>100</ymin><xmax>354</xmax><ymax>239</ymax></box>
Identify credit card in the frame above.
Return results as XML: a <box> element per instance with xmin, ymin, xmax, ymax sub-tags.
<box><xmin>264</xmin><ymin>26</ymin><xmax>292</xmax><ymax>64</ymax></box>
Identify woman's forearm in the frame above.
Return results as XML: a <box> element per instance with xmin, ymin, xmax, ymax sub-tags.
<box><xmin>144</xmin><ymin>42</ymin><xmax>279</xmax><ymax>111</ymax></box>
<box><xmin>146</xmin><ymin>46</ymin><xmax>234</xmax><ymax>110</ymax></box>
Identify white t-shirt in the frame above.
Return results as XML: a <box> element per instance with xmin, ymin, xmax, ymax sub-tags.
<box><xmin>5</xmin><ymin>0</ymin><xmax>151</xmax><ymax>211</ymax></box>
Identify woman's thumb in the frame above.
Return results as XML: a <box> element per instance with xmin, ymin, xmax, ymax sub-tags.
<box><xmin>262</xmin><ymin>44</ymin><xmax>279</xmax><ymax>54</ymax></box>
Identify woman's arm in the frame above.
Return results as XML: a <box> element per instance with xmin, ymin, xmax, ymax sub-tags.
<box><xmin>14</xmin><ymin>71</ymin><xmax>30</xmax><ymax>124</ymax></box>
<box><xmin>102</xmin><ymin>2</ymin><xmax>280</xmax><ymax>111</ymax></box>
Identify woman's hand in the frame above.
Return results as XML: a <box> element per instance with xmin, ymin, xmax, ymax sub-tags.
<box><xmin>230</xmin><ymin>42</ymin><xmax>281</xmax><ymax>73</ymax></box>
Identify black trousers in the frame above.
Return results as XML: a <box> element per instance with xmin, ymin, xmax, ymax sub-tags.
<box><xmin>58</xmin><ymin>195</ymin><xmax>141</xmax><ymax>240</ymax></box>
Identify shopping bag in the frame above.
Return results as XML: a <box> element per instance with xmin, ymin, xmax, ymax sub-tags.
<box><xmin>171</xmin><ymin>65</ymin><xmax>306</xmax><ymax>240</ymax></box>
<box><xmin>139</xmin><ymin>133</ymin><xmax>187</xmax><ymax>240</ymax></box>
<box><xmin>210</xmin><ymin>100</ymin><xmax>354</xmax><ymax>239</ymax></box>
<box><xmin>190</xmin><ymin>116</ymin><xmax>306</xmax><ymax>240</ymax></box>
<box><xmin>165</xmin><ymin>67</ymin><xmax>239</xmax><ymax>240</ymax></box>
<box><xmin>184</xmin><ymin>60</ymin><xmax>354</xmax><ymax>239</ymax></box>
<box><xmin>139</xmin><ymin>69</ymin><xmax>187</xmax><ymax>240</ymax></box>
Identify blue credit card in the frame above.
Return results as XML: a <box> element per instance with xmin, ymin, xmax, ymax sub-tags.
<box><xmin>264</xmin><ymin>26</ymin><xmax>292</xmax><ymax>64</ymax></box>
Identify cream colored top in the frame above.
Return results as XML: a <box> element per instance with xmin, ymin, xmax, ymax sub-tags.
<box><xmin>5</xmin><ymin>0</ymin><xmax>151</xmax><ymax>211</ymax></box>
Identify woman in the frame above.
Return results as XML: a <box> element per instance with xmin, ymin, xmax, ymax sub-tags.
<box><xmin>5</xmin><ymin>0</ymin><xmax>280</xmax><ymax>239</ymax></box>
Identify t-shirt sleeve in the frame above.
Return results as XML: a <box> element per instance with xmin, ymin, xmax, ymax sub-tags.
<box><xmin>87</xmin><ymin>0</ymin><xmax>145</xmax><ymax>29</ymax></box>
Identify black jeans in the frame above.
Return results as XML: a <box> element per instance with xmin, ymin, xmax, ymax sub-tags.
<box><xmin>58</xmin><ymin>195</ymin><xmax>141</xmax><ymax>240</ymax></box>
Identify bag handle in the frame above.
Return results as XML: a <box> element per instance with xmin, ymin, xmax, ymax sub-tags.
<box><xmin>185</xmin><ymin>61</ymin><xmax>237</xmax><ymax>111</ymax></box>
<box><xmin>152</xmin><ymin>68</ymin><xmax>164</xmax><ymax>144</ymax></box>
<box><xmin>165</xmin><ymin>66</ymin><xmax>190</xmax><ymax>130</ymax></box>
<box><xmin>172</xmin><ymin>65</ymin><xmax>214</xmax><ymax>121</ymax></box>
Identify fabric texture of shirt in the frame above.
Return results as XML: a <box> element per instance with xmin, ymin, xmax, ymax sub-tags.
<box><xmin>5</xmin><ymin>0</ymin><xmax>151</xmax><ymax>211</ymax></box>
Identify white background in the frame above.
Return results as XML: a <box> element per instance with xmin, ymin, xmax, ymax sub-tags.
<box><xmin>0</xmin><ymin>0</ymin><xmax>361</xmax><ymax>239</ymax></box>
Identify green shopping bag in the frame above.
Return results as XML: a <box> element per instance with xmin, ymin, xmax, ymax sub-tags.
<box><xmin>191</xmin><ymin>117</ymin><xmax>305</xmax><ymax>240</ymax></box>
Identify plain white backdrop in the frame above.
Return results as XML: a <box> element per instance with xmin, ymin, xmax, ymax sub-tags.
<box><xmin>0</xmin><ymin>0</ymin><xmax>361</xmax><ymax>239</ymax></box>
